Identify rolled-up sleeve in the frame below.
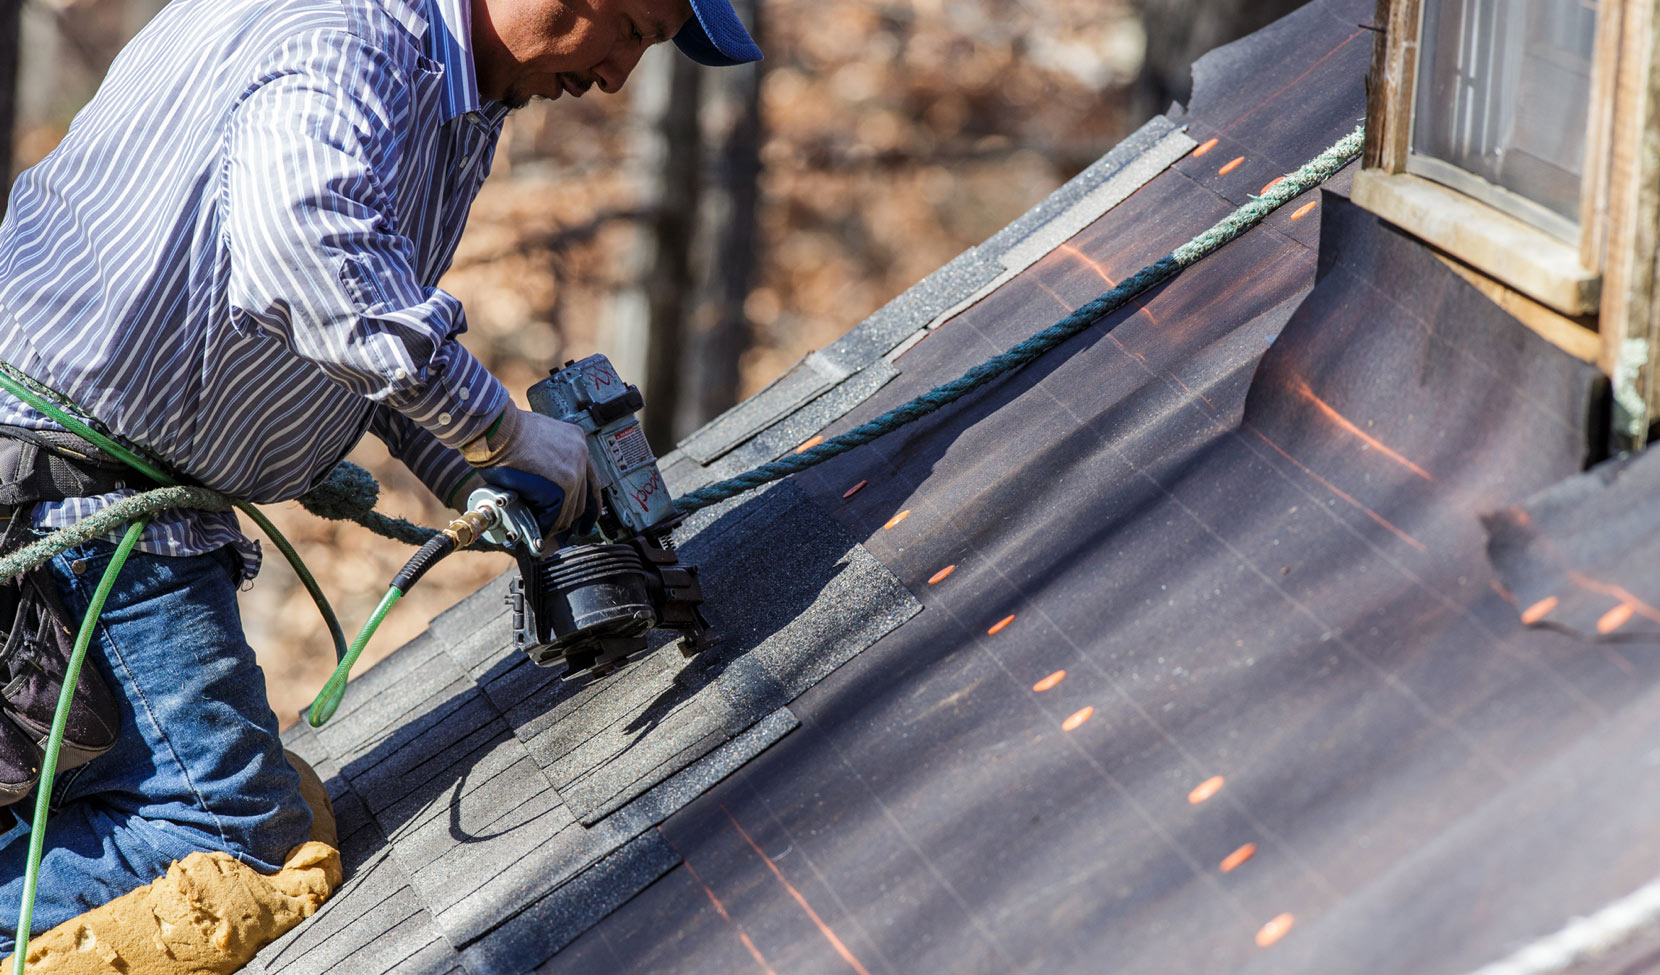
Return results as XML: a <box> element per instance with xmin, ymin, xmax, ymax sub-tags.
<box><xmin>222</xmin><ymin>33</ymin><xmax>507</xmax><ymax>450</ymax></box>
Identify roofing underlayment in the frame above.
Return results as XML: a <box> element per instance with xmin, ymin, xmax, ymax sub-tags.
<box><xmin>259</xmin><ymin>0</ymin><xmax>1660</xmax><ymax>972</ymax></box>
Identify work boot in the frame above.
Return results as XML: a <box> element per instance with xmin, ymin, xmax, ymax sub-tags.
<box><xmin>286</xmin><ymin>750</ymin><xmax>338</xmax><ymax>849</ymax></box>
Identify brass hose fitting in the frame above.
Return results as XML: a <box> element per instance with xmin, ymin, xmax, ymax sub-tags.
<box><xmin>443</xmin><ymin>509</ymin><xmax>492</xmax><ymax>549</ymax></box>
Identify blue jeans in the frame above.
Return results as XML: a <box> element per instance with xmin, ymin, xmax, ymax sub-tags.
<box><xmin>0</xmin><ymin>539</ymin><xmax>311</xmax><ymax>952</ymax></box>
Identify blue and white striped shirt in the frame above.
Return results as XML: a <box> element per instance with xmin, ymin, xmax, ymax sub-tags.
<box><xmin>0</xmin><ymin>0</ymin><xmax>512</xmax><ymax>575</ymax></box>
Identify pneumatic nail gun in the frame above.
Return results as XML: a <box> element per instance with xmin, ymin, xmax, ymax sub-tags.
<box><xmin>466</xmin><ymin>355</ymin><xmax>716</xmax><ymax>678</ymax></box>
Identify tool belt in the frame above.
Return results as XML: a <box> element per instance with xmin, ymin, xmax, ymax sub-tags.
<box><xmin>0</xmin><ymin>425</ymin><xmax>150</xmax><ymax>806</ymax></box>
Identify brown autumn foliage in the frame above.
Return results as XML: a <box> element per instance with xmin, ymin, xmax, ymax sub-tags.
<box><xmin>10</xmin><ymin>0</ymin><xmax>1162</xmax><ymax>724</ymax></box>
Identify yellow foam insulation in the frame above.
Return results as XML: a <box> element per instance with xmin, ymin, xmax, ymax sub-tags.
<box><xmin>5</xmin><ymin>751</ymin><xmax>341</xmax><ymax>974</ymax></box>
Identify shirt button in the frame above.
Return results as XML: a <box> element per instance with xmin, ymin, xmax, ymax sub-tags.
<box><xmin>459</xmin><ymin>388</ymin><xmax>470</xmax><ymax>401</ymax></box>
<box><xmin>439</xmin><ymin>413</ymin><xmax>452</xmax><ymax>425</ymax></box>
<box><xmin>394</xmin><ymin>368</ymin><xmax>409</xmax><ymax>381</ymax></box>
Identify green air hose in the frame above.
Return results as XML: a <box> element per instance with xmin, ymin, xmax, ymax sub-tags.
<box><xmin>0</xmin><ymin>412</ymin><xmax>463</xmax><ymax>967</ymax></box>
<box><xmin>308</xmin><ymin>586</ymin><xmax>403</xmax><ymax>728</ymax></box>
<box><xmin>308</xmin><ymin>525</ymin><xmax>464</xmax><ymax>726</ymax></box>
<box><xmin>0</xmin><ymin>368</ymin><xmax>367</xmax><ymax>969</ymax></box>
<box><xmin>0</xmin><ymin>367</ymin><xmax>349</xmax><ymax>664</ymax></box>
<box><xmin>10</xmin><ymin>518</ymin><xmax>147</xmax><ymax>975</ymax></box>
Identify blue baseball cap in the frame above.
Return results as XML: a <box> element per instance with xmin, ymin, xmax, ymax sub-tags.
<box><xmin>674</xmin><ymin>0</ymin><xmax>763</xmax><ymax>66</ymax></box>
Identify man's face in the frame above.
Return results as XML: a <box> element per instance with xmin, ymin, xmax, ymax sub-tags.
<box><xmin>471</xmin><ymin>0</ymin><xmax>696</xmax><ymax>108</ymax></box>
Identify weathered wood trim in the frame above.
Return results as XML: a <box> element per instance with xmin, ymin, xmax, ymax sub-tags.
<box><xmin>1363</xmin><ymin>0</ymin><xmax>1421</xmax><ymax>172</ymax></box>
<box><xmin>1432</xmin><ymin>254</ymin><xmax>1602</xmax><ymax>364</ymax></box>
<box><xmin>1596</xmin><ymin>0</ymin><xmax>1660</xmax><ymax>443</ymax></box>
<box><xmin>1352</xmin><ymin>169</ymin><xmax>1602</xmax><ymax>315</ymax></box>
<box><xmin>1581</xmin><ymin>0</ymin><xmax>1627</xmax><ymax>271</ymax></box>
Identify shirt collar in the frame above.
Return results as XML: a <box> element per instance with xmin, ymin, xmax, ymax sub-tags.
<box><xmin>423</xmin><ymin>0</ymin><xmax>488</xmax><ymax>121</ymax></box>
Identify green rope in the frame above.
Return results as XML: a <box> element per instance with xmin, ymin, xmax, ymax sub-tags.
<box><xmin>0</xmin><ymin>486</ymin><xmax>231</xmax><ymax>579</ymax></box>
<box><xmin>11</xmin><ymin>518</ymin><xmax>147</xmax><ymax>975</ymax></box>
<box><xmin>296</xmin><ymin>463</ymin><xmax>494</xmax><ymax>551</ymax></box>
<box><xmin>295</xmin><ymin>462</ymin><xmax>445</xmax><ymax>547</ymax></box>
<box><xmin>0</xmin><ymin>367</ymin><xmax>353</xmax><ymax>664</ymax></box>
<box><xmin>0</xmin><ymin>363</ymin><xmax>444</xmax><ymax>547</ymax></box>
<box><xmin>672</xmin><ymin>123</ymin><xmax>1366</xmax><ymax>516</ymax></box>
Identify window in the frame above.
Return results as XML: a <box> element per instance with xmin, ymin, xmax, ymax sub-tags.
<box><xmin>1355</xmin><ymin>0</ymin><xmax>1611</xmax><ymax>320</ymax></box>
<box><xmin>1408</xmin><ymin>0</ymin><xmax>1599</xmax><ymax>242</ymax></box>
<box><xmin>1357</xmin><ymin>0</ymin><xmax>1660</xmax><ymax>446</ymax></box>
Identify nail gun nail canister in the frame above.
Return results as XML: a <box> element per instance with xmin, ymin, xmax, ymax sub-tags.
<box><xmin>529</xmin><ymin>355</ymin><xmax>675</xmax><ymax>534</ymax></box>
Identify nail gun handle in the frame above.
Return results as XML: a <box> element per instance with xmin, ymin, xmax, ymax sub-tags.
<box><xmin>466</xmin><ymin>480</ymin><xmax>601</xmax><ymax>556</ymax></box>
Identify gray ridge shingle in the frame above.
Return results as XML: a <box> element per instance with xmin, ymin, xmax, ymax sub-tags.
<box><xmin>676</xmin><ymin>350</ymin><xmax>853</xmax><ymax>464</ymax></box>
<box><xmin>980</xmin><ymin>114</ymin><xmax>1186</xmax><ymax>259</ymax></box>
<box><xmin>459</xmin><ymin>830</ymin><xmax>681</xmax><ymax>975</ymax></box>
<box><xmin>351</xmin><ymin>712</ymin><xmax>514</xmax><ymax>818</ymax></box>
<box><xmin>438</xmin><ymin>606</ymin><xmax>513</xmax><ymax>672</ymax></box>
<box><xmin>317</xmin><ymin>664</ymin><xmax>472</xmax><ymax>763</ymax></box>
<box><xmin>719</xmin><ymin>359</ymin><xmax>900</xmax><ymax>472</ymax></box>
<box><xmin>555</xmin><ymin>704</ymin><xmax>727</xmax><ymax>824</ymax></box>
<box><xmin>300</xmin><ymin>627</ymin><xmax>449</xmax><ymax>729</ymax></box>
<box><xmin>373</xmin><ymin>733</ymin><xmax>551</xmax><ymax>843</ymax></box>
<box><xmin>252</xmin><ymin>819</ymin><xmax>428</xmax><ymax>975</ymax></box>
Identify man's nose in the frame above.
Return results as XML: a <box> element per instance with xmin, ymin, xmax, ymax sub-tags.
<box><xmin>595</xmin><ymin>44</ymin><xmax>647</xmax><ymax>93</ymax></box>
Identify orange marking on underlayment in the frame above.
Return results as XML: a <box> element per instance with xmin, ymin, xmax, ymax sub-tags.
<box><xmin>1161</xmin><ymin>367</ymin><xmax>1219</xmax><ymax>414</ymax></box>
<box><xmin>1062</xmin><ymin>706</ymin><xmax>1094</xmax><ymax>731</ymax></box>
<box><xmin>842</xmin><ymin>480</ymin><xmax>867</xmax><ymax>499</ymax></box>
<box><xmin>1193</xmin><ymin>137</ymin><xmax>1220</xmax><ymax>157</ymax></box>
<box><xmin>1260</xmin><ymin>176</ymin><xmax>1285</xmax><ymax>195</ymax></box>
<box><xmin>1220</xmin><ymin>843</ymin><xmax>1257</xmax><ymax>873</ymax></box>
<box><xmin>1256</xmin><ymin>913</ymin><xmax>1295</xmax><ymax>947</ymax></box>
<box><xmin>882</xmin><ymin>510</ymin><xmax>910</xmax><ymax>530</ymax></box>
<box><xmin>1033</xmin><ymin>670</ymin><xmax>1066</xmax><ymax>692</ymax></box>
<box><xmin>1603</xmin><ymin>646</ymin><xmax>1639</xmax><ymax>678</ymax></box>
<box><xmin>1103</xmin><ymin>333</ymin><xmax>1218</xmax><ymax>412</ymax></box>
<box><xmin>683</xmin><ymin>859</ymin><xmax>778</xmax><ymax>975</ymax></box>
<box><xmin>1290</xmin><ymin>377</ymin><xmax>1434</xmax><ymax>481</ymax></box>
<box><xmin>928</xmin><ymin>565</ymin><xmax>955</xmax><ymax>585</ymax></box>
<box><xmin>1188</xmin><ymin>776</ymin><xmax>1225</xmax><ymax>804</ymax></box>
<box><xmin>796</xmin><ymin>435</ymin><xmax>823</xmax><ymax>453</ymax></box>
<box><xmin>1219</xmin><ymin>156</ymin><xmax>1245</xmax><ymax>175</ymax></box>
<box><xmin>1031</xmin><ymin>277</ymin><xmax>1074</xmax><ymax>314</ymax></box>
<box><xmin>724</xmin><ymin>806</ymin><xmax>872</xmax><ymax>975</ymax></box>
<box><xmin>1218</xmin><ymin>29</ymin><xmax>1368</xmax><ymax>135</ymax></box>
<box><xmin>1599</xmin><ymin>602</ymin><xmax>1636</xmax><ymax>634</ymax></box>
<box><xmin>1291</xmin><ymin>200</ymin><xmax>1319</xmax><ymax>220</ymax></box>
<box><xmin>1057</xmin><ymin>242</ymin><xmax>1115</xmax><ymax>288</ymax></box>
<box><xmin>988</xmin><ymin>615</ymin><xmax>1016</xmax><ymax>635</ymax></box>
<box><xmin>1520</xmin><ymin>596</ymin><xmax>1558</xmax><ymax>625</ymax></box>
<box><xmin>1568</xmin><ymin>572</ymin><xmax>1660</xmax><ymax>625</ymax></box>
<box><xmin>1246</xmin><ymin>426</ymin><xmax>1428</xmax><ymax>552</ymax></box>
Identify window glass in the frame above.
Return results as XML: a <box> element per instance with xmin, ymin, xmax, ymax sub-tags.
<box><xmin>1410</xmin><ymin>0</ymin><xmax>1598</xmax><ymax>239</ymax></box>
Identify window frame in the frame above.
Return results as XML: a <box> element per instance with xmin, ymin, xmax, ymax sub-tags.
<box><xmin>1357</xmin><ymin>0</ymin><xmax>1660</xmax><ymax>444</ymax></box>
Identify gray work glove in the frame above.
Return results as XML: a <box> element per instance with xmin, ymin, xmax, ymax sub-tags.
<box><xmin>445</xmin><ymin>470</ymin><xmax>487</xmax><ymax>513</ymax></box>
<box><xmin>461</xmin><ymin>405</ymin><xmax>593</xmax><ymax>533</ymax></box>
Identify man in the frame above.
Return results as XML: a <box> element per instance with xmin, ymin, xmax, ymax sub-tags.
<box><xmin>0</xmin><ymin>0</ymin><xmax>760</xmax><ymax>947</ymax></box>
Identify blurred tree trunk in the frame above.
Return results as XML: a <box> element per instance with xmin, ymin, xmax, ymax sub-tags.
<box><xmin>614</xmin><ymin>25</ymin><xmax>766</xmax><ymax>448</ymax></box>
<box><xmin>612</xmin><ymin>50</ymin><xmax>703</xmax><ymax>450</ymax></box>
<box><xmin>0</xmin><ymin>0</ymin><xmax>20</xmax><ymax>222</ymax></box>
<box><xmin>1132</xmin><ymin>0</ymin><xmax>1308</xmax><ymax>120</ymax></box>
<box><xmin>687</xmin><ymin>0</ymin><xmax>764</xmax><ymax>429</ymax></box>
